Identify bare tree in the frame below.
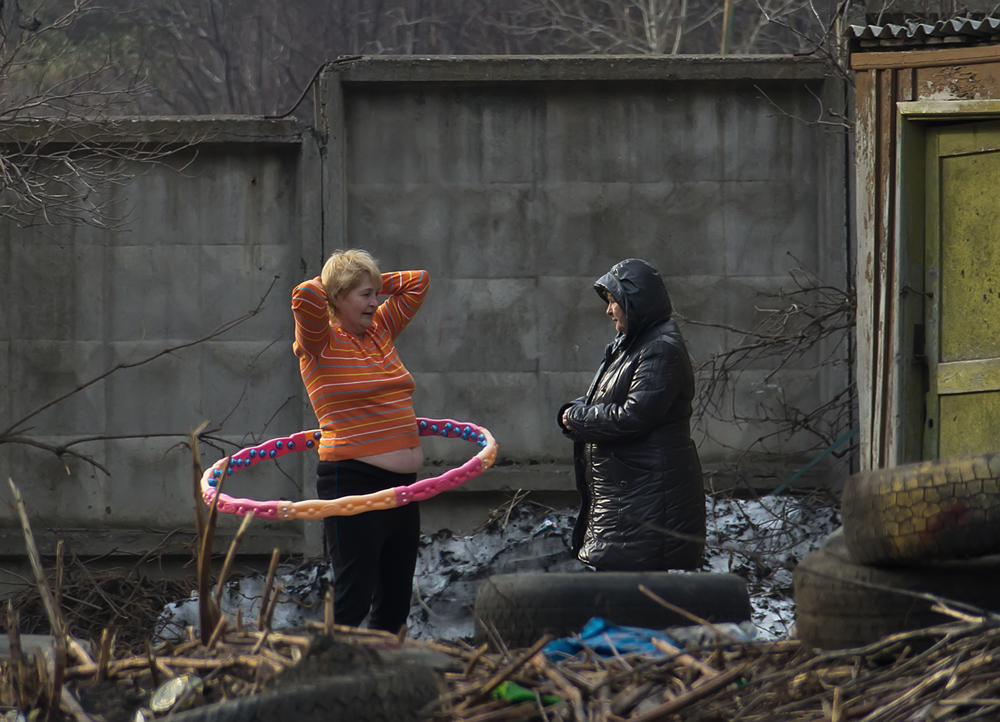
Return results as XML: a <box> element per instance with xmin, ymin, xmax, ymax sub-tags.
<box><xmin>483</xmin><ymin>0</ymin><xmax>703</xmax><ymax>54</ymax></box>
<box><xmin>683</xmin><ymin>260</ymin><xmax>857</xmax><ymax>484</ymax></box>
<box><xmin>0</xmin><ymin>1</ymin><xmax>193</xmax><ymax>228</ymax></box>
<box><xmin>94</xmin><ymin>0</ymin><xmax>488</xmax><ymax>116</ymax></box>
<box><xmin>20</xmin><ymin>0</ymin><xmax>847</xmax><ymax>119</ymax></box>
<box><xmin>480</xmin><ymin>0</ymin><xmax>840</xmax><ymax>56</ymax></box>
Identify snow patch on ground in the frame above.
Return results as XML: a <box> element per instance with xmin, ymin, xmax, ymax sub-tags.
<box><xmin>156</xmin><ymin>494</ymin><xmax>841</xmax><ymax>644</ymax></box>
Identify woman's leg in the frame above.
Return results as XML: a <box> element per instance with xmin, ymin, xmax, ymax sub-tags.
<box><xmin>317</xmin><ymin>460</ymin><xmax>386</xmax><ymax>627</ymax></box>
<box><xmin>368</xmin><ymin>502</ymin><xmax>420</xmax><ymax>633</ymax></box>
<box><xmin>322</xmin><ymin>512</ymin><xmax>383</xmax><ymax>627</ymax></box>
<box><xmin>317</xmin><ymin>460</ymin><xmax>417</xmax><ymax>629</ymax></box>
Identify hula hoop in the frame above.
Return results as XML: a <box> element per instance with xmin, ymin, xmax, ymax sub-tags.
<box><xmin>200</xmin><ymin>418</ymin><xmax>498</xmax><ymax>521</ymax></box>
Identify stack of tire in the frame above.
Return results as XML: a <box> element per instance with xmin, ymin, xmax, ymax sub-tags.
<box><xmin>794</xmin><ymin>452</ymin><xmax>1000</xmax><ymax>650</ymax></box>
<box><xmin>473</xmin><ymin>571</ymin><xmax>753</xmax><ymax>649</ymax></box>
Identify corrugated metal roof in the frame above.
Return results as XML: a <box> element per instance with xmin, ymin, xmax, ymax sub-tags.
<box><xmin>848</xmin><ymin>16</ymin><xmax>1000</xmax><ymax>47</ymax></box>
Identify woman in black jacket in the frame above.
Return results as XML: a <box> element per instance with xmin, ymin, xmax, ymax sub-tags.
<box><xmin>559</xmin><ymin>258</ymin><xmax>705</xmax><ymax>571</ymax></box>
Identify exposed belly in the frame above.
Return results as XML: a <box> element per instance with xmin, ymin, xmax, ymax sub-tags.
<box><xmin>356</xmin><ymin>444</ymin><xmax>424</xmax><ymax>474</ymax></box>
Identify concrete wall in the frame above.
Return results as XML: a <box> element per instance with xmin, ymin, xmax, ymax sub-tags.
<box><xmin>0</xmin><ymin>123</ymin><xmax>321</xmax><ymax>569</ymax></box>
<box><xmin>0</xmin><ymin>56</ymin><xmax>848</xmax><ymax>574</ymax></box>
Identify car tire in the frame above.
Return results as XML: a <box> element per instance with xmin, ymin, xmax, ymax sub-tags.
<box><xmin>794</xmin><ymin>528</ymin><xmax>1000</xmax><ymax>650</ymax></box>
<box><xmin>841</xmin><ymin>452</ymin><xmax>1000</xmax><ymax>565</ymax></box>
<box><xmin>166</xmin><ymin>662</ymin><xmax>439</xmax><ymax>722</ymax></box>
<box><xmin>473</xmin><ymin>571</ymin><xmax>751</xmax><ymax>648</ymax></box>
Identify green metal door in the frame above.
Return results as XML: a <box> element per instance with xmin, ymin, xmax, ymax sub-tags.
<box><xmin>925</xmin><ymin>121</ymin><xmax>1000</xmax><ymax>459</ymax></box>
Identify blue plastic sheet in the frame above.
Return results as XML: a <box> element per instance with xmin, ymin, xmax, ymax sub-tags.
<box><xmin>543</xmin><ymin>617</ymin><xmax>683</xmax><ymax>660</ymax></box>
<box><xmin>543</xmin><ymin>617</ymin><xmax>756</xmax><ymax>661</ymax></box>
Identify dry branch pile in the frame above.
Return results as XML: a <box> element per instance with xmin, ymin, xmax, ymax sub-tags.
<box><xmin>7</xmin><ymin>560</ymin><xmax>194</xmax><ymax>657</ymax></box>
<box><xmin>6</xmin><ymin>607</ymin><xmax>1000</xmax><ymax>721</ymax></box>
<box><xmin>429</xmin><ymin>617</ymin><xmax>1000</xmax><ymax>721</ymax></box>
<box><xmin>6</xmin><ymin>433</ymin><xmax>1000</xmax><ymax>722</ymax></box>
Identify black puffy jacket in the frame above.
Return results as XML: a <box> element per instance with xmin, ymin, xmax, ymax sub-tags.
<box><xmin>559</xmin><ymin>259</ymin><xmax>705</xmax><ymax>571</ymax></box>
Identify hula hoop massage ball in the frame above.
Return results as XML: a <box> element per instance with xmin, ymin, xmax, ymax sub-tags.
<box><xmin>200</xmin><ymin>418</ymin><xmax>498</xmax><ymax>520</ymax></box>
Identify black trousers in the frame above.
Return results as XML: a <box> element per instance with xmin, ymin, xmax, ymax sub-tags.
<box><xmin>316</xmin><ymin>459</ymin><xmax>420</xmax><ymax>633</ymax></box>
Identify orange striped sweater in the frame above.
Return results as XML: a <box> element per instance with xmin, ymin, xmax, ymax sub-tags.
<box><xmin>291</xmin><ymin>270</ymin><xmax>429</xmax><ymax>462</ymax></box>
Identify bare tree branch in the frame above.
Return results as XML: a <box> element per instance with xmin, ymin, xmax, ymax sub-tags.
<box><xmin>685</xmin><ymin>258</ymin><xmax>855</xmax><ymax>467</ymax></box>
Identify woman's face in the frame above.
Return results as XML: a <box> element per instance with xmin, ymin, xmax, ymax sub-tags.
<box><xmin>333</xmin><ymin>275</ymin><xmax>379</xmax><ymax>336</ymax></box>
<box><xmin>606</xmin><ymin>297</ymin><xmax>627</xmax><ymax>334</ymax></box>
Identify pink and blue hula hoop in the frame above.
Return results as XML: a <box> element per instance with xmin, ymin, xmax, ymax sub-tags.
<box><xmin>200</xmin><ymin>418</ymin><xmax>498</xmax><ymax>521</ymax></box>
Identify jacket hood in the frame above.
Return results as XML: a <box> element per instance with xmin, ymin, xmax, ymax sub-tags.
<box><xmin>594</xmin><ymin>258</ymin><xmax>672</xmax><ymax>342</ymax></box>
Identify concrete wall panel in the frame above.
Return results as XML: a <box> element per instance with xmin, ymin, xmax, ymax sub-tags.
<box><xmin>720</xmin><ymin>277</ymin><xmax>823</xmax><ymax>371</ymax></box>
<box><xmin>196</xmin><ymin>246</ymin><xmax>296</xmax><ymax>340</ymax></box>
<box><xmin>10</xmin><ymin>341</ymin><xmax>107</xmax><ymax>434</ymax></box>
<box><xmin>0</xmin><ymin>57</ymin><xmax>849</xmax><ymax>554</ymax></box>
<box><xmin>347</xmin><ymin>185</ymin><xmax>450</xmax><ymax>273</ymax></box>
<box><xmin>398</xmin><ymin>278</ymin><xmax>538</xmax><ymax>373</ymax></box>
<box><xmin>197</xmin><ymin>340</ymin><xmax>301</xmax><ymax>434</ymax></box>
<box><xmin>695</xmin><ymin>368</ymin><xmax>825</xmax><ymax>466</ymax></box>
<box><xmin>722</xmin><ymin>82</ymin><xmax>821</xmax><ymax>182</ymax></box>
<box><xmin>347</xmin><ymin>89</ymin><xmax>492</xmax><ymax>185</ymax></box>
<box><xmin>540</xmin><ymin>88</ymin><xmax>727</xmax><ymax>183</ymax></box>
<box><xmin>107</xmin><ymin>245</ymin><xmax>207</xmax><ymax>340</ymax></box>
<box><xmin>413</xmin><ymin>370</ymin><xmax>548</xmax><ymax>461</ymax></box>
<box><xmin>537</xmin><ymin>277</ymin><xmax>613</xmax><ymax>373</ymax></box>
<box><xmin>723</xmin><ymin>181</ymin><xmax>820</xmax><ymax>277</ymax></box>
<box><xmin>663</xmin><ymin>275</ymin><xmax>729</xmax><ymax>362</ymax></box>
<box><xmin>124</xmin><ymin>150</ymin><xmax>301</xmax><ymax>247</ymax></box>
<box><xmin>103</xmin><ymin>341</ymin><xmax>202</xmax><ymax>433</ymax></box>
<box><xmin>627</xmin><ymin>182</ymin><xmax>729</xmax><ymax>276</ymax></box>
<box><xmin>8</xmin><ymin>243</ymin><xmax>106</xmax><ymax>342</ymax></box>
<box><xmin>343</xmin><ymin>62</ymin><xmax>846</xmax><ymax>502</ymax></box>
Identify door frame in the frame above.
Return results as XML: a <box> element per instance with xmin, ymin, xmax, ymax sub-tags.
<box><xmin>891</xmin><ymin>101</ymin><xmax>1000</xmax><ymax>463</ymax></box>
<box><xmin>922</xmin><ymin>121</ymin><xmax>1000</xmax><ymax>458</ymax></box>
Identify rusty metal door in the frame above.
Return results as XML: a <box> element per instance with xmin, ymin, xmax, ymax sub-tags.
<box><xmin>925</xmin><ymin>121</ymin><xmax>1000</xmax><ymax>459</ymax></box>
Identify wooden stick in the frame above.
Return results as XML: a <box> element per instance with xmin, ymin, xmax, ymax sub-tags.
<box><xmin>239</xmin><ymin>631</ymin><xmax>313</xmax><ymax>651</ymax></box>
<box><xmin>8</xmin><ymin>479</ymin><xmax>65</xmax><ymax>635</ymax></box>
<box><xmin>638</xmin><ymin>584</ymin><xmax>742</xmax><ymax>642</ymax></box>
<box><xmin>60</xmin><ymin>686</ymin><xmax>98</xmax><ymax>722</ymax></box>
<box><xmin>464</xmin><ymin>643</ymin><xmax>490</xmax><ymax>677</ymax></box>
<box><xmin>54</xmin><ymin>540</ymin><xmax>64</xmax><ymax>612</ymax></box>
<box><xmin>323</xmin><ymin>590</ymin><xmax>334</xmax><ymax>635</ymax></box>
<box><xmin>462</xmin><ymin>702</ymin><xmax>539</xmax><ymax>722</ymax></box>
<box><xmin>628</xmin><ymin>664</ymin><xmax>746</xmax><ymax>722</ymax></box>
<box><xmin>145</xmin><ymin>641</ymin><xmax>161</xmax><ymax>688</ymax></box>
<box><xmin>67</xmin><ymin>637</ymin><xmax>95</xmax><ymax>667</ymax></box>
<box><xmin>611</xmin><ymin>680</ymin><xmax>656</xmax><ymax>718</ymax></box>
<box><xmin>190</xmin><ymin>422</ymin><xmax>209</xmax><ymax>549</ymax></box>
<box><xmin>7</xmin><ymin>601</ymin><xmax>22</xmax><ymax>667</ymax></box>
<box><xmin>189</xmin><ymin>424</ymin><xmax>221</xmax><ymax>644</ymax></box>
<box><xmin>832</xmin><ymin>685</ymin><xmax>844</xmax><ymax>722</ymax></box>
<box><xmin>453</xmin><ymin>637</ymin><xmax>552</xmax><ymax>712</ymax></box>
<box><xmin>65</xmin><ymin>653</ymin><xmax>276</xmax><ymax>679</ymax></box>
<box><xmin>650</xmin><ymin>638</ymin><xmax>720</xmax><ymax>682</ymax></box>
<box><xmin>214</xmin><ymin>511</ymin><xmax>255</xmax><ymax>608</ymax></box>
<box><xmin>257</xmin><ymin>647</ymin><xmax>295</xmax><ymax>668</ymax></box>
<box><xmin>207</xmin><ymin>615</ymin><xmax>228</xmax><ymax>651</ymax></box>
<box><xmin>44</xmin><ymin>635</ymin><xmax>67</xmax><ymax>722</ymax></box>
<box><xmin>96</xmin><ymin>624</ymin><xmax>115</xmax><ymax>683</ymax></box>
<box><xmin>258</xmin><ymin>549</ymin><xmax>281</xmax><ymax>631</ymax></box>
<box><xmin>261</xmin><ymin>583</ymin><xmax>283</xmax><ymax>633</ymax></box>
<box><xmin>251</xmin><ymin>627</ymin><xmax>272</xmax><ymax>656</ymax></box>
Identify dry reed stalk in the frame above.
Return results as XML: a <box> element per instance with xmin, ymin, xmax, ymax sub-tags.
<box><xmin>214</xmin><ymin>511</ymin><xmax>256</xmax><ymax>608</ymax></box>
<box><xmin>258</xmin><ymin>550</ymin><xmax>281</xmax><ymax>631</ymax></box>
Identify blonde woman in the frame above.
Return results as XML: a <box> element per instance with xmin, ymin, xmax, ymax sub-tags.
<box><xmin>292</xmin><ymin>249</ymin><xmax>429</xmax><ymax>633</ymax></box>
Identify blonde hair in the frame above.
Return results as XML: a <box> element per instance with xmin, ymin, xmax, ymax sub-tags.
<box><xmin>321</xmin><ymin>249</ymin><xmax>381</xmax><ymax>305</ymax></box>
